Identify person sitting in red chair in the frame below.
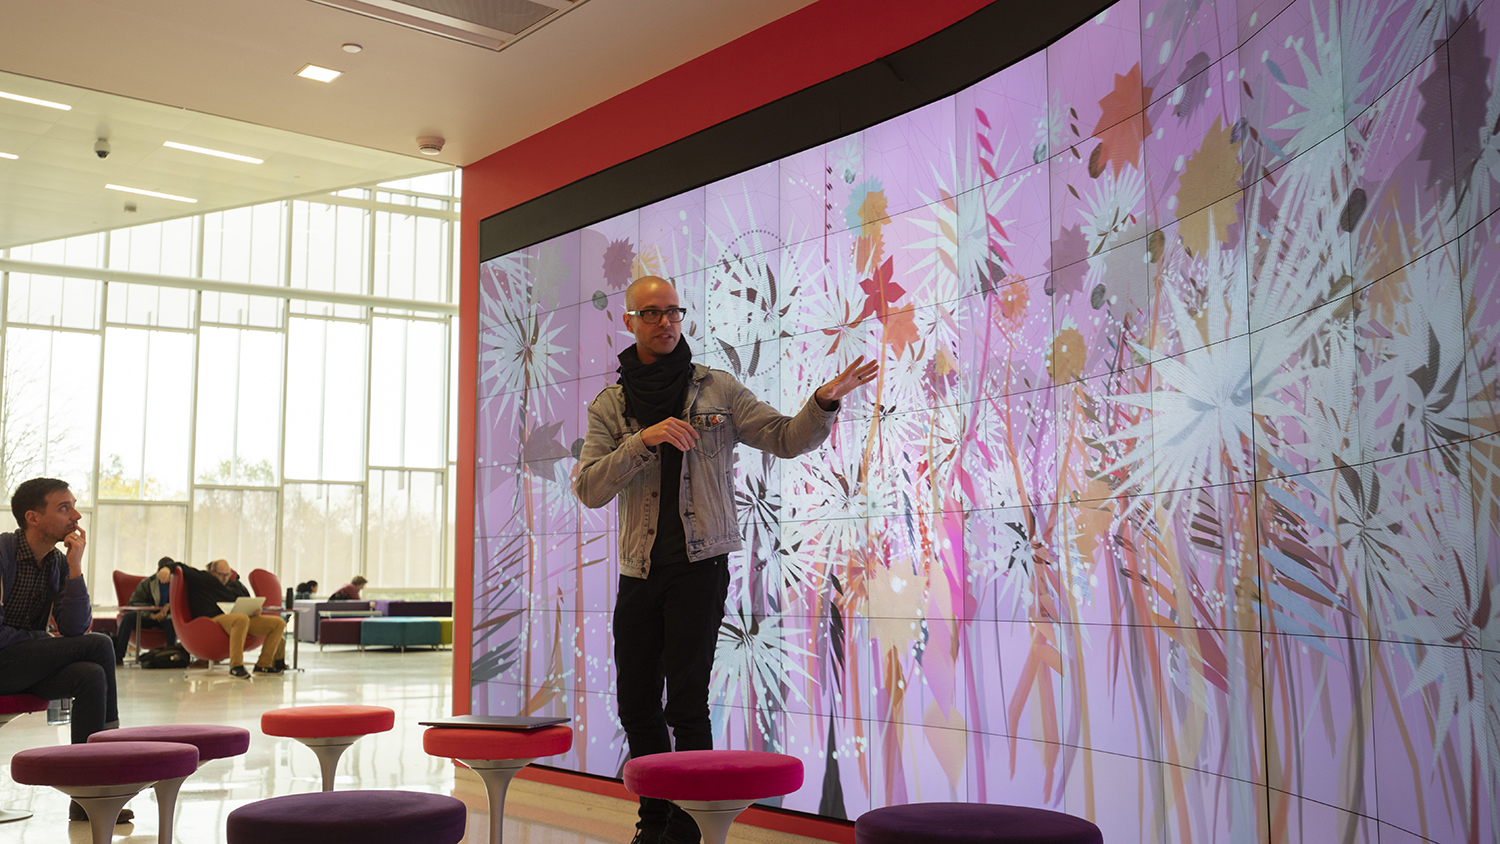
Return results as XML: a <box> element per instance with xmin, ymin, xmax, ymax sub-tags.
<box><xmin>175</xmin><ymin>560</ymin><xmax>286</xmax><ymax>679</ymax></box>
<box><xmin>113</xmin><ymin>558</ymin><xmax>177</xmax><ymax>662</ymax></box>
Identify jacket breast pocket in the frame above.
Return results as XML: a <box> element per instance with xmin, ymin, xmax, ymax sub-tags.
<box><xmin>690</xmin><ymin>411</ymin><xmax>733</xmax><ymax>459</ymax></box>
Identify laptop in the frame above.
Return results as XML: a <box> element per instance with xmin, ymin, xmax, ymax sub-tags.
<box><xmin>216</xmin><ymin>596</ymin><xmax>266</xmax><ymax>616</ymax></box>
<box><xmin>418</xmin><ymin>715</ymin><xmax>570</xmax><ymax>730</ymax></box>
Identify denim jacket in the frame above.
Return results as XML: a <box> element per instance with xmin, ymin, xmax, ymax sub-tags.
<box><xmin>574</xmin><ymin>363</ymin><xmax>838</xmax><ymax>579</ymax></box>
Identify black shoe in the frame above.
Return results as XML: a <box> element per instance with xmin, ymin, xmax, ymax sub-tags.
<box><xmin>273</xmin><ymin>658</ymin><xmax>287</xmax><ymax>672</ymax></box>
<box><xmin>229</xmin><ymin>665</ymin><xmax>251</xmax><ymax>679</ymax></box>
<box><xmin>254</xmin><ymin>664</ymin><xmax>283</xmax><ymax>675</ymax></box>
<box><xmin>629</xmin><ymin>827</ymin><xmax>664</xmax><ymax>844</ymax></box>
<box><xmin>69</xmin><ymin>800</ymin><xmax>133</xmax><ymax>824</ymax></box>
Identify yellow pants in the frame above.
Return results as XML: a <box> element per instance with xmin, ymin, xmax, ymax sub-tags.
<box><xmin>213</xmin><ymin>613</ymin><xmax>287</xmax><ymax>667</ymax></box>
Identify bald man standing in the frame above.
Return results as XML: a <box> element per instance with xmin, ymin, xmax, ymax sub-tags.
<box><xmin>574</xmin><ymin>276</ymin><xmax>877</xmax><ymax>844</ymax></box>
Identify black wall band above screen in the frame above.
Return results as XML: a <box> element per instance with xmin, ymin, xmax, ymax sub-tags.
<box><xmin>478</xmin><ymin>0</ymin><xmax>1113</xmax><ymax>263</ymax></box>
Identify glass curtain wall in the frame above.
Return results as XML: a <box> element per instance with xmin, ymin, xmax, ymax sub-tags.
<box><xmin>0</xmin><ymin>171</ymin><xmax>459</xmax><ymax>602</ymax></box>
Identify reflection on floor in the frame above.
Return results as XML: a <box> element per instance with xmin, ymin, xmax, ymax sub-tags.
<box><xmin>0</xmin><ymin>644</ymin><xmax>825</xmax><ymax>844</ymax></box>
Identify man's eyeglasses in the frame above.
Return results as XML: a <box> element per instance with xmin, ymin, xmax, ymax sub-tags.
<box><xmin>625</xmin><ymin>308</ymin><xmax>687</xmax><ymax>325</ymax></box>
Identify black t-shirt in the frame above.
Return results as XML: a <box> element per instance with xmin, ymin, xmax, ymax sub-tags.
<box><xmin>176</xmin><ymin>565</ymin><xmax>250</xmax><ymax>619</ymax></box>
<box><xmin>651</xmin><ymin>445</ymin><xmax>689</xmax><ymax>566</ymax></box>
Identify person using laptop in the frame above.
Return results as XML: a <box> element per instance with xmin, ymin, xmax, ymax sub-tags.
<box><xmin>175</xmin><ymin>559</ymin><xmax>286</xmax><ymax>679</ymax></box>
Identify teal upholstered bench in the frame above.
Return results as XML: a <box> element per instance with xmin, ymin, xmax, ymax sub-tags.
<box><xmin>359</xmin><ymin>617</ymin><xmax>441</xmax><ymax>651</ymax></box>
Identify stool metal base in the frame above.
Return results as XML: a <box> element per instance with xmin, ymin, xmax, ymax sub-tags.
<box><xmin>56</xmin><ymin>783</ymin><xmax>149</xmax><ymax>844</ymax></box>
<box><xmin>460</xmin><ymin>756</ymin><xmax>536</xmax><ymax>844</ymax></box>
<box><xmin>294</xmin><ymin>735</ymin><xmax>362</xmax><ymax>792</ymax></box>
<box><xmin>673</xmin><ymin>799</ymin><xmax>757</xmax><ymax>844</ymax></box>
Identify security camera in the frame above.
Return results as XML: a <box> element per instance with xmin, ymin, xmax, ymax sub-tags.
<box><xmin>94</xmin><ymin>138</ymin><xmax>110</xmax><ymax>159</ymax></box>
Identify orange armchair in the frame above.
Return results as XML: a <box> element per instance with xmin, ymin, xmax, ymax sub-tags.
<box><xmin>247</xmin><ymin>569</ymin><xmax>285</xmax><ymax>612</ymax></box>
<box><xmin>169</xmin><ymin>570</ymin><xmax>264</xmax><ymax>669</ymax></box>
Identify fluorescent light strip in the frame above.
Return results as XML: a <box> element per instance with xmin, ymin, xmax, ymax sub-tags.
<box><xmin>106</xmin><ymin>184</ymin><xmax>198</xmax><ymax>204</ymax></box>
<box><xmin>0</xmin><ymin>152</ymin><xmax>17</xmax><ymax>160</ymax></box>
<box><xmin>0</xmin><ymin>90</ymin><xmax>71</xmax><ymax>110</ymax></box>
<box><xmin>296</xmin><ymin>64</ymin><xmax>341</xmax><ymax>82</ymax></box>
<box><xmin>163</xmin><ymin>141</ymin><xmax>263</xmax><ymax>164</ymax></box>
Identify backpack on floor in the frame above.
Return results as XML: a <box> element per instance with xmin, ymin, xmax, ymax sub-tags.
<box><xmin>137</xmin><ymin>644</ymin><xmax>191</xmax><ymax>669</ymax></box>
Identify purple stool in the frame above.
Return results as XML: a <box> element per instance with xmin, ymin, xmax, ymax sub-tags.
<box><xmin>0</xmin><ymin>694</ymin><xmax>49</xmax><ymax>823</ymax></box>
<box><xmin>10</xmin><ymin>741</ymin><xmax>198</xmax><ymax>844</ymax></box>
<box><xmin>226</xmin><ymin>789</ymin><xmax>467</xmax><ymax>843</ymax></box>
<box><xmin>854</xmin><ymin>802</ymin><xmax>1105</xmax><ymax>844</ymax></box>
<box><xmin>423</xmin><ymin>725</ymin><xmax>573</xmax><ymax>844</ymax></box>
<box><xmin>624</xmin><ymin>750</ymin><xmax>803</xmax><ymax>844</ymax></box>
<box><xmin>89</xmin><ymin>724</ymin><xmax>251</xmax><ymax>843</ymax></box>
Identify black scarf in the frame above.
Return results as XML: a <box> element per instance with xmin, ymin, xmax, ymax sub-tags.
<box><xmin>617</xmin><ymin>339</ymin><xmax>693</xmax><ymax>428</ymax></box>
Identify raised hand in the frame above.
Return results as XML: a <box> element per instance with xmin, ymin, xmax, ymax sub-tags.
<box><xmin>640</xmin><ymin>417</ymin><xmax>700</xmax><ymax>452</ymax></box>
<box><xmin>815</xmin><ymin>356</ymin><xmax>880</xmax><ymax>409</ymax></box>
<box><xmin>63</xmin><ymin>527</ymin><xmax>86</xmax><ymax>579</ymax></box>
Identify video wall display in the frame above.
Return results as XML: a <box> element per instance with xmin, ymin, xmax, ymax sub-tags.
<box><xmin>474</xmin><ymin>0</ymin><xmax>1500</xmax><ymax>840</ymax></box>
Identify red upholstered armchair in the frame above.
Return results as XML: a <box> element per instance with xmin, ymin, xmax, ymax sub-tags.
<box><xmin>111</xmin><ymin>571</ymin><xmax>168</xmax><ymax>652</ymax></box>
<box><xmin>247</xmin><ymin>569</ymin><xmax>285</xmax><ymax>613</ymax></box>
<box><xmin>169</xmin><ymin>569</ymin><xmax>264</xmax><ymax>669</ymax></box>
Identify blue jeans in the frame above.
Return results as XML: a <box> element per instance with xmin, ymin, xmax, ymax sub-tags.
<box><xmin>0</xmin><ymin>632</ymin><xmax>119</xmax><ymax>743</ymax></box>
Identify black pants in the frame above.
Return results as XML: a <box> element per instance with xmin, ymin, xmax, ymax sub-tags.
<box><xmin>0</xmin><ymin>632</ymin><xmax>119</xmax><ymax>744</ymax></box>
<box><xmin>114</xmin><ymin>611</ymin><xmax>176</xmax><ymax>656</ymax></box>
<box><xmin>614</xmin><ymin>555</ymin><xmax>729</xmax><ymax>835</ymax></box>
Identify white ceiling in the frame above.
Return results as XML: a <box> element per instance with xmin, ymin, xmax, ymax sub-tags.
<box><xmin>0</xmin><ymin>0</ymin><xmax>817</xmax><ymax>248</ymax></box>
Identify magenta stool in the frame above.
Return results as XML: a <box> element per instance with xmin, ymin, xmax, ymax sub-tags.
<box><xmin>89</xmin><ymin>724</ymin><xmax>251</xmax><ymax>844</ymax></box>
<box><xmin>10</xmin><ymin>741</ymin><xmax>197</xmax><ymax>844</ymax></box>
<box><xmin>854</xmin><ymin>802</ymin><xmax>1104</xmax><ymax>843</ymax></box>
<box><xmin>262</xmin><ymin>704</ymin><xmax>394</xmax><ymax>791</ymax></box>
<box><xmin>423</xmin><ymin>725</ymin><xmax>573</xmax><ymax>844</ymax></box>
<box><xmin>227</xmin><ymin>790</ymin><xmax>467</xmax><ymax>844</ymax></box>
<box><xmin>624</xmin><ymin>750</ymin><xmax>803</xmax><ymax>844</ymax></box>
<box><xmin>0</xmin><ymin>694</ymin><xmax>49</xmax><ymax>823</ymax></box>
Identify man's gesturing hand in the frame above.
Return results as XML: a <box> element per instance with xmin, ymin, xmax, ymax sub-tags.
<box><xmin>815</xmin><ymin>356</ymin><xmax>880</xmax><ymax>410</ymax></box>
<box><xmin>640</xmin><ymin>417</ymin><xmax>700</xmax><ymax>451</ymax></box>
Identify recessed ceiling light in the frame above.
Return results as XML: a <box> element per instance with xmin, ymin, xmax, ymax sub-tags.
<box><xmin>296</xmin><ymin>64</ymin><xmax>342</xmax><ymax>82</ymax></box>
<box><xmin>342</xmin><ymin>43</ymin><xmax>363</xmax><ymax>53</ymax></box>
<box><xmin>0</xmin><ymin>152</ymin><xmax>17</xmax><ymax>160</ymax></box>
<box><xmin>0</xmin><ymin>90</ymin><xmax>71</xmax><ymax>110</ymax></box>
<box><xmin>163</xmin><ymin>141</ymin><xmax>264</xmax><ymax>164</ymax></box>
<box><xmin>106</xmin><ymin>184</ymin><xmax>198</xmax><ymax>203</ymax></box>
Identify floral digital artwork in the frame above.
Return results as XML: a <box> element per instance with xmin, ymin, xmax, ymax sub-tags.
<box><xmin>473</xmin><ymin>0</ymin><xmax>1500</xmax><ymax>841</ymax></box>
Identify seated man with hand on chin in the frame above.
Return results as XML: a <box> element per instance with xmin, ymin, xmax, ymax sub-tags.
<box><xmin>175</xmin><ymin>559</ymin><xmax>286</xmax><ymax>679</ymax></box>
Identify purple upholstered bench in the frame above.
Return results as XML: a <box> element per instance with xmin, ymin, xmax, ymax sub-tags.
<box><xmin>423</xmin><ymin>725</ymin><xmax>573</xmax><ymax>844</ymax></box>
<box><xmin>319</xmin><ymin>617</ymin><xmax>365</xmax><ymax>648</ymax></box>
<box><xmin>227</xmin><ymin>789</ymin><xmax>467</xmax><ymax>844</ymax></box>
<box><xmin>854</xmin><ymin>802</ymin><xmax>1105</xmax><ymax>844</ymax></box>
<box><xmin>262</xmin><ymin>704</ymin><xmax>394</xmax><ymax>791</ymax></box>
<box><xmin>89</xmin><ymin>724</ymin><xmax>251</xmax><ymax>843</ymax></box>
<box><xmin>0</xmin><ymin>694</ymin><xmax>49</xmax><ymax>823</ymax></box>
<box><xmin>11</xmin><ymin>741</ymin><xmax>198</xmax><ymax>844</ymax></box>
<box><xmin>624</xmin><ymin>750</ymin><xmax>803</xmax><ymax>844</ymax></box>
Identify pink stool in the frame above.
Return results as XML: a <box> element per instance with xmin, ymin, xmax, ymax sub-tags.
<box><xmin>0</xmin><ymin>694</ymin><xmax>49</xmax><ymax>823</ymax></box>
<box><xmin>423</xmin><ymin>726</ymin><xmax>573</xmax><ymax>844</ymax></box>
<box><xmin>624</xmin><ymin>750</ymin><xmax>804</xmax><ymax>844</ymax></box>
<box><xmin>89</xmin><ymin>724</ymin><xmax>251</xmax><ymax>843</ymax></box>
<box><xmin>11</xmin><ymin>741</ymin><xmax>198</xmax><ymax>844</ymax></box>
<box><xmin>261</xmin><ymin>705</ymin><xmax>394</xmax><ymax>791</ymax></box>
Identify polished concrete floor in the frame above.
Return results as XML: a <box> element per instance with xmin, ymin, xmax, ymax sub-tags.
<box><xmin>0</xmin><ymin>644</ymin><xmax>826</xmax><ymax>844</ymax></box>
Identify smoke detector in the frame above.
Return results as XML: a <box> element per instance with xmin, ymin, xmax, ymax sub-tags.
<box><xmin>416</xmin><ymin>136</ymin><xmax>445</xmax><ymax>155</ymax></box>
